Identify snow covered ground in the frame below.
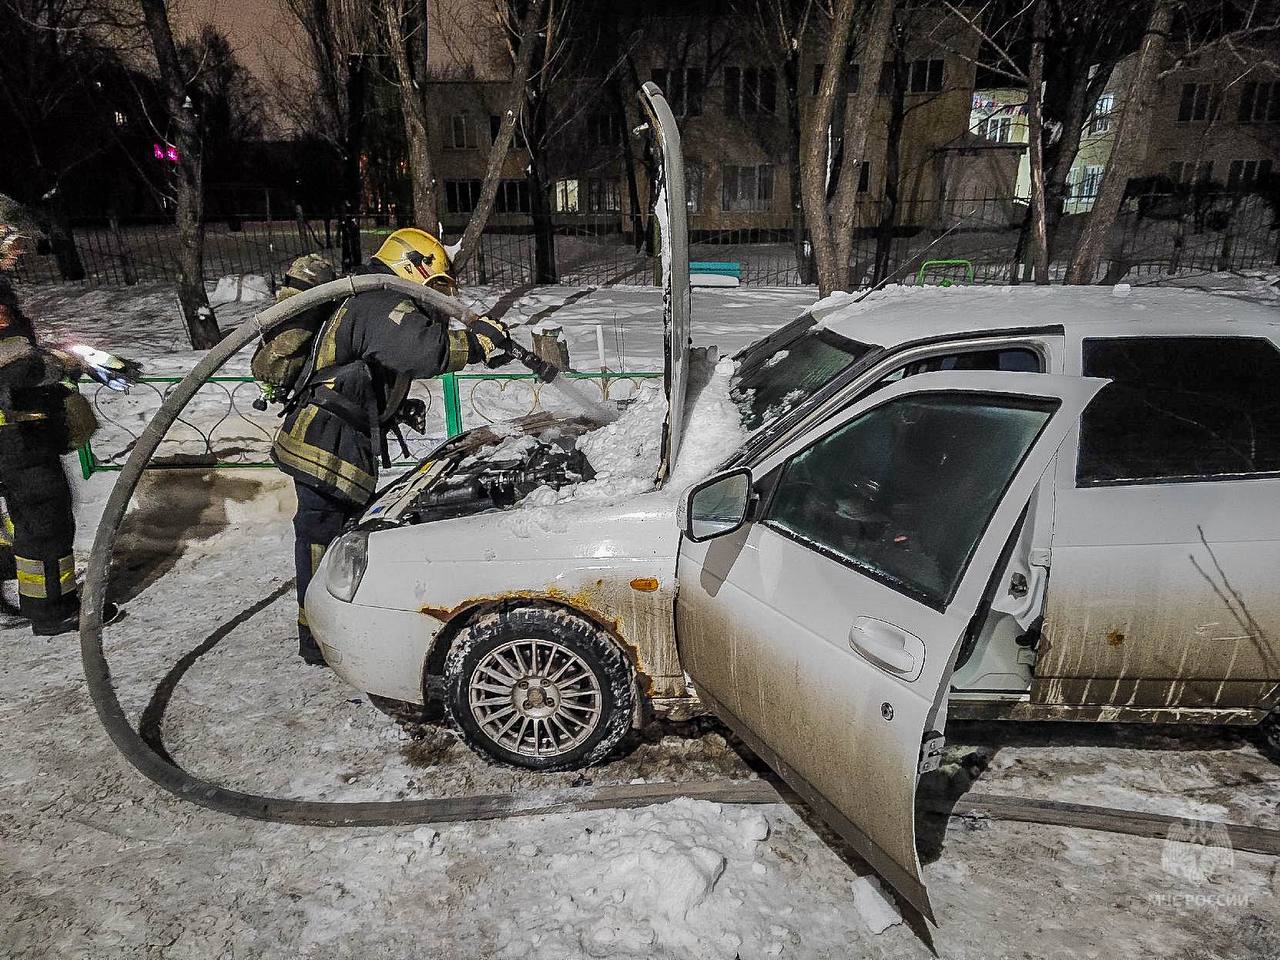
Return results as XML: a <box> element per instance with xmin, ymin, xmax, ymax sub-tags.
<box><xmin>2</xmin><ymin>275</ymin><xmax>1279</xmax><ymax>958</ymax></box>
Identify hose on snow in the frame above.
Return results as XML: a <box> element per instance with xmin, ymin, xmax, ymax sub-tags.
<box><xmin>77</xmin><ymin>274</ymin><xmax>748</xmax><ymax>826</ymax></box>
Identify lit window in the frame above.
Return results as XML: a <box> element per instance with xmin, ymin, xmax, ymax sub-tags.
<box><xmin>720</xmin><ymin>164</ymin><xmax>774</xmax><ymax>212</ymax></box>
<box><xmin>553</xmin><ymin>179</ymin><xmax>579</xmax><ymax>213</ymax></box>
<box><xmin>1089</xmin><ymin>94</ymin><xmax>1114</xmax><ymax>134</ymax></box>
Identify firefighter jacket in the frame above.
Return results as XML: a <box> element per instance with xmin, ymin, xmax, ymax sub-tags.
<box><xmin>271</xmin><ymin>263</ymin><xmax>483</xmax><ymax>506</ymax></box>
<box><xmin>0</xmin><ymin>277</ymin><xmax>72</xmax><ymax>460</ymax></box>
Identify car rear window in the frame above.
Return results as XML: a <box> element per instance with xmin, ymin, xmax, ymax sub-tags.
<box><xmin>1078</xmin><ymin>336</ymin><xmax>1280</xmax><ymax>485</ymax></box>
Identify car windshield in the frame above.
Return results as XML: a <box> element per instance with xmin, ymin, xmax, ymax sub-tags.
<box><xmin>730</xmin><ymin>316</ymin><xmax>875</xmax><ymax>432</ymax></box>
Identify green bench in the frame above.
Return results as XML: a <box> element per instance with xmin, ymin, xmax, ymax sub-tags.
<box><xmin>689</xmin><ymin>260</ymin><xmax>742</xmax><ymax>286</ymax></box>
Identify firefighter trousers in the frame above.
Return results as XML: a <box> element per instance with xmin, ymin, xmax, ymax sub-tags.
<box><xmin>0</xmin><ymin>452</ymin><xmax>77</xmax><ymax>626</ymax></box>
<box><xmin>293</xmin><ymin>480</ymin><xmax>359</xmax><ymax>654</ymax></box>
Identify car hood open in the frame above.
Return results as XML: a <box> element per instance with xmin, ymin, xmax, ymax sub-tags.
<box><xmin>638</xmin><ymin>82</ymin><xmax>692</xmax><ymax>486</ymax></box>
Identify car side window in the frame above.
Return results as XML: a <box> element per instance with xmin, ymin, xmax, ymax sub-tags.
<box><xmin>762</xmin><ymin>391</ymin><xmax>1057</xmax><ymax>610</ymax></box>
<box><xmin>1078</xmin><ymin>336</ymin><xmax>1280</xmax><ymax>485</ymax></box>
<box><xmin>872</xmin><ymin>346</ymin><xmax>1041</xmax><ymax>391</ymax></box>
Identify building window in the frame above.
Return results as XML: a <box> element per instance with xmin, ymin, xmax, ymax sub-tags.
<box><xmin>1089</xmin><ymin>94</ymin><xmax>1115</xmax><ymax>134</ymax></box>
<box><xmin>585</xmin><ymin>178</ymin><xmax>620</xmax><ymax>212</ymax></box>
<box><xmin>1177</xmin><ymin>83</ymin><xmax>1219</xmax><ymax>123</ymax></box>
<box><xmin>908</xmin><ymin>59</ymin><xmax>944</xmax><ymax>93</ymax></box>
<box><xmin>494</xmin><ymin>180</ymin><xmax>530</xmax><ymax>214</ymax></box>
<box><xmin>725</xmin><ymin>66</ymin><xmax>776</xmax><ymax>116</ymax></box>
<box><xmin>553</xmin><ymin>179</ymin><xmax>579</xmax><ymax>213</ymax></box>
<box><xmin>447</xmin><ymin>114</ymin><xmax>478</xmax><ymax>150</ymax></box>
<box><xmin>1167</xmin><ymin>160</ymin><xmax>1214</xmax><ymax>185</ymax></box>
<box><xmin>1079</xmin><ymin>165</ymin><xmax>1104</xmax><ymax>198</ymax></box>
<box><xmin>652</xmin><ymin>66</ymin><xmax>703</xmax><ymax>117</ymax></box>
<box><xmin>858</xmin><ymin>160</ymin><xmax>871</xmax><ymax>193</ymax></box>
<box><xmin>444</xmin><ymin>179</ymin><xmax>482</xmax><ymax>214</ymax></box>
<box><xmin>686</xmin><ymin>161</ymin><xmax>704</xmax><ymax>214</ymax></box>
<box><xmin>1227</xmin><ymin>158</ymin><xmax>1272</xmax><ymax>190</ymax></box>
<box><xmin>1238</xmin><ymin>80</ymin><xmax>1280</xmax><ymax>123</ymax></box>
<box><xmin>977</xmin><ymin>116</ymin><xmax>1013</xmax><ymax>142</ymax></box>
<box><xmin>586</xmin><ymin>112</ymin><xmax>622</xmax><ymax>147</ymax></box>
<box><xmin>721</xmin><ymin>163</ymin><xmax>773</xmax><ymax>212</ymax></box>
<box><xmin>113</xmin><ymin>110</ymin><xmax>127</xmax><ymax>126</ymax></box>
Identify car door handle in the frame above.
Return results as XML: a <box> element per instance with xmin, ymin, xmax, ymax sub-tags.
<box><xmin>849</xmin><ymin>617</ymin><xmax>925</xmax><ymax>681</ymax></box>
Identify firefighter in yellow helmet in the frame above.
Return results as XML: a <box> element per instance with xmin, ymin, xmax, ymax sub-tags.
<box><xmin>271</xmin><ymin>228</ymin><xmax>512</xmax><ymax>665</ymax></box>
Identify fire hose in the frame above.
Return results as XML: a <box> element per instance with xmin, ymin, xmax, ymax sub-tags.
<box><xmin>77</xmin><ymin>275</ymin><xmax>1280</xmax><ymax>860</ymax></box>
<box><xmin>78</xmin><ymin>274</ymin><xmax>695</xmax><ymax>827</ymax></box>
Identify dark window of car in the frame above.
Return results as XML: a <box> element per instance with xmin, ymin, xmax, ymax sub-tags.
<box><xmin>1078</xmin><ymin>336</ymin><xmax>1280</xmax><ymax>485</ymax></box>
<box><xmin>875</xmin><ymin>346</ymin><xmax>1041</xmax><ymax>390</ymax></box>
<box><xmin>731</xmin><ymin>320</ymin><xmax>876</xmax><ymax>432</ymax></box>
<box><xmin>764</xmin><ymin>392</ymin><xmax>1057</xmax><ymax>610</ymax></box>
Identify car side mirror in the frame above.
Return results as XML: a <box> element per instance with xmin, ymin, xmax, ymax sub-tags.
<box><xmin>681</xmin><ymin>468</ymin><xmax>754</xmax><ymax>543</ymax></box>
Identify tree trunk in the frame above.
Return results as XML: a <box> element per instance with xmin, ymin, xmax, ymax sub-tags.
<box><xmin>384</xmin><ymin>0</ymin><xmax>439</xmax><ymax>231</ymax></box>
<box><xmin>523</xmin><ymin>4</ymin><xmax>556</xmax><ymax>285</ymax></box>
<box><xmin>873</xmin><ymin>33</ymin><xmax>906</xmax><ymax>286</ymax></box>
<box><xmin>138</xmin><ymin>0</ymin><xmax>220</xmax><ymax>348</ymax></box>
<box><xmin>1041</xmin><ymin>62</ymin><xmax>1093</xmax><ymax>257</ymax></box>
<box><xmin>781</xmin><ymin>50</ymin><xmax>808</xmax><ymax>283</ymax></box>
<box><xmin>341</xmin><ymin>54</ymin><xmax>368</xmax><ymax>271</ymax></box>
<box><xmin>1067</xmin><ymin>1</ymin><xmax>1171</xmax><ymax>284</ymax></box>
<box><xmin>800</xmin><ymin>0</ymin><xmax>896</xmax><ymax>295</ymax></box>
<box><xmin>452</xmin><ymin>0</ymin><xmax>547</xmax><ymax>273</ymax></box>
<box><xmin>1026</xmin><ymin>0</ymin><xmax>1049</xmax><ymax>283</ymax></box>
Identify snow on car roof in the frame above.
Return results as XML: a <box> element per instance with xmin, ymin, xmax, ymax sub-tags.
<box><xmin>811</xmin><ymin>283</ymin><xmax>1280</xmax><ymax>349</ymax></box>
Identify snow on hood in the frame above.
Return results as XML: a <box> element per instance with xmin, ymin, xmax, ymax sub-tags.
<box><xmin>501</xmin><ymin>354</ymin><xmax>744</xmax><ymax>538</ymax></box>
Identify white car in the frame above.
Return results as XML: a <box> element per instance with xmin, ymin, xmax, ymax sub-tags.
<box><xmin>307</xmin><ymin>89</ymin><xmax>1280</xmax><ymax>921</ymax></box>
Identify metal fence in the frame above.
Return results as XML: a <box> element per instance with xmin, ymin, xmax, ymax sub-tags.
<box><xmin>77</xmin><ymin>370</ymin><xmax>661</xmax><ymax>478</ymax></box>
<box><xmin>13</xmin><ymin>191</ymin><xmax>1280</xmax><ymax>291</ymax></box>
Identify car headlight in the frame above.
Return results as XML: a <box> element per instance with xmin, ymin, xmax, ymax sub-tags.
<box><xmin>325</xmin><ymin>530</ymin><xmax>368</xmax><ymax>602</ymax></box>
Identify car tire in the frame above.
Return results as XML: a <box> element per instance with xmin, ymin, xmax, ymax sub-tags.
<box><xmin>444</xmin><ymin>606</ymin><xmax>634</xmax><ymax>771</ymax></box>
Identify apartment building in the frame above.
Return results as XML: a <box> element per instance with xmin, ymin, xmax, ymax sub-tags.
<box><xmin>1139</xmin><ymin>39</ymin><xmax>1280</xmax><ymax>192</ymax></box>
<box><xmin>430</xmin><ymin>3</ymin><xmax>984</xmax><ymax>236</ymax></box>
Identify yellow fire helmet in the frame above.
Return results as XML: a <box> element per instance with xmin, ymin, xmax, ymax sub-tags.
<box><xmin>372</xmin><ymin>228</ymin><xmax>458</xmax><ymax>296</ymax></box>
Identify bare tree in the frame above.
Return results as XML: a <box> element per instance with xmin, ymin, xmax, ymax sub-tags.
<box><xmin>136</xmin><ymin>0</ymin><xmax>221</xmax><ymax>348</ymax></box>
<box><xmin>800</xmin><ymin>0</ymin><xmax>896</xmax><ymax>295</ymax></box>
<box><xmin>0</xmin><ymin>0</ymin><xmax>138</xmax><ymax>280</ymax></box>
<box><xmin>279</xmin><ymin>0</ymin><xmax>374</xmax><ymax>264</ymax></box>
<box><xmin>451</xmin><ymin>0</ymin><xmax>548</xmax><ymax>272</ymax></box>
<box><xmin>1025</xmin><ymin>0</ymin><xmax>1049</xmax><ymax>282</ymax></box>
<box><xmin>382</xmin><ymin>0</ymin><xmax>439</xmax><ymax>229</ymax></box>
<box><xmin>940</xmin><ymin>0</ymin><xmax>1053</xmax><ymax>281</ymax></box>
<box><xmin>1066</xmin><ymin>0</ymin><xmax>1172</xmax><ymax>282</ymax></box>
<box><xmin>743</xmin><ymin>0</ymin><xmax>819</xmax><ymax>281</ymax></box>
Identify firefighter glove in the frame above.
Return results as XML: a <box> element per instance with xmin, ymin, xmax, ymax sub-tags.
<box><xmin>469</xmin><ymin>316</ymin><xmax>513</xmax><ymax>369</ymax></box>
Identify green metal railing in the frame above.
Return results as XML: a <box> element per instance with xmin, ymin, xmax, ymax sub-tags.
<box><xmin>916</xmin><ymin>258</ymin><xmax>975</xmax><ymax>286</ymax></box>
<box><xmin>77</xmin><ymin>369</ymin><xmax>661</xmax><ymax>479</ymax></box>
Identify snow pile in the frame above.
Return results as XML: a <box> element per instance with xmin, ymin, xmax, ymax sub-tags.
<box><xmin>505</xmin><ymin>354</ymin><xmax>747</xmax><ymax>526</ymax></box>
<box><xmin>209</xmin><ymin>274</ymin><xmax>273</xmax><ymax>306</ymax></box>
<box><xmin>850</xmin><ymin>874</ymin><xmax>902</xmax><ymax>934</ymax></box>
<box><xmin>491</xmin><ymin>800</ymin><xmax>802</xmax><ymax>960</ymax></box>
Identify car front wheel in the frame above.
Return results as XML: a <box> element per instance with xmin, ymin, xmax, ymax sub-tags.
<box><xmin>444</xmin><ymin>607</ymin><xmax>634</xmax><ymax>771</ymax></box>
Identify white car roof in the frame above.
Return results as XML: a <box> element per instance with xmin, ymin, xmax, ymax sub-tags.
<box><xmin>810</xmin><ymin>284</ymin><xmax>1280</xmax><ymax>349</ymax></box>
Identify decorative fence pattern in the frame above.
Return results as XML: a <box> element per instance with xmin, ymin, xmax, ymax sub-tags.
<box><xmin>77</xmin><ymin>370</ymin><xmax>661</xmax><ymax>479</ymax></box>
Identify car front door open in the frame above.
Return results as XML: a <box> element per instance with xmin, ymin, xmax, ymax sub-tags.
<box><xmin>675</xmin><ymin>371</ymin><xmax>1105</xmax><ymax>922</ymax></box>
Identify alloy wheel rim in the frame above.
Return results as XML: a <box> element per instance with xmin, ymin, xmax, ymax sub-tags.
<box><xmin>468</xmin><ymin>638</ymin><xmax>603</xmax><ymax>757</ymax></box>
